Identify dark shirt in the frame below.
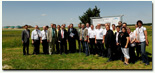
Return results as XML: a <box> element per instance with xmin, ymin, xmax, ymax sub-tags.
<box><xmin>120</xmin><ymin>32</ymin><xmax>129</xmax><ymax>48</ymax></box>
<box><xmin>105</xmin><ymin>29</ymin><xmax>115</xmax><ymax>48</ymax></box>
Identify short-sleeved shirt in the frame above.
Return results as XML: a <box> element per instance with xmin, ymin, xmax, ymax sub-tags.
<box><xmin>120</xmin><ymin>32</ymin><xmax>129</xmax><ymax>48</ymax></box>
<box><xmin>136</xmin><ymin>26</ymin><xmax>146</xmax><ymax>42</ymax></box>
<box><xmin>95</xmin><ymin>28</ymin><xmax>105</xmax><ymax>40</ymax></box>
<box><xmin>88</xmin><ymin>29</ymin><xmax>95</xmax><ymax>39</ymax></box>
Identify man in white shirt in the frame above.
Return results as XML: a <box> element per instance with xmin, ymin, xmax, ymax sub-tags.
<box><xmin>41</xmin><ymin>26</ymin><xmax>48</xmax><ymax>54</ymax></box>
<box><xmin>95</xmin><ymin>24</ymin><xmax>106</xmax><ymax>57</ymax></box>
<box><xmin>31</xmin><ymin>25</ymin><xmax>41</xmax><ymax>55</ymax></box>
<box><xmin>88</xmin><ymin>25</ymin><xmax>96</xmax><ymax>55</ymax></box>
<box><xmin>135</xmin><ymin>20</ymin><xmax>149</xmax><ymax>65</ymax></box>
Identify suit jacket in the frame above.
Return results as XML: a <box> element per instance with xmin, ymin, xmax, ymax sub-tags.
<box><xmin>22</xmin><ymin>29</ymin><xmax>30</xmax><ymax>43</ymax></box>
<box><xmin>76</xmin><ymin>28</ymin><xmax>81</xmax><ymax>39</ymax></box>
<box><xmin>47</xmin><ymin>28</ymin><xmax>57</xmax><ymax>42</ymax></box>
<box><xmin>80</xmin><ymin>28</ymin><xmax>88</xmax><ymax>41</ymax></box>
<box><xmin>114</xmin><ymin>32</ymin><xmax>122</xmax><ymax>45</ymax></box>
<box><xmin>68</xmin><ymin>28</ymin><xmax>78</xmax><ymax>41</ymax></box>
<box><xmin>105</xmin><ymin>29</ymin><xmax>115</xmax><ymax>48</ymax></box>
<box><xmin>58</xmin><ymin>29</ymin><xmax>68</xmax><ymax>42</ymax></box>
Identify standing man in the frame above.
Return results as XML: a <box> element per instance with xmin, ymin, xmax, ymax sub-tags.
<box><xmin>95</xmin><ymin>24</ymin><xmax>105</xmax><ymax>57</ymax></box>
<box><xmin>41</xmin><ymin>26</ymin><xmax>48</xmax><ymax>54</ymax></box>
<box><xmin>115</xmin><ymin>26</ymin><xmax>124</xmax><ymax>61</ymax></box>
<box><xmin>31</xmin><ymin>25</ymin><xmax>41</xmax><ymax>55</ymax></box>
<box><xmin>47</xmin><ymin>24</ymin><xmax>57</xmax><ymax>55</ymax></box>
<box><xmin>105</xmin><ymin>24</ymin><xmax>115</xmax><ymax>62</ymax></box>
<box><xmin>56</xmin><ymin>25</ymin><xmax>61</xmax><ymax>54</ymax></box>
<box><xmin>68</xmin><ymin>23</ymin><xmax>77</xmax><ymax>53</ymax></box>
<box><xmin>22</xmin><ymin>25</ymin><xmax>30</xmax><ymax>55</ymax></box>
<box><xmin>58</xmin><ymin>25</ymin><xmax>68</xmax><ymax>54</ymax></box>
<box><xmin>88</xmin><ymin>25</ymin><xmax>96</xmax><ymax>55</ymax></box>
<box><xmin>80</xmin><ymin>24</ymin><xmax>89</xmax><ymax>56</ymax></box>
<box><xmin>77</xmin><ymin>24</ymin><xmax>81</xmax><ymax>52</ymax></box>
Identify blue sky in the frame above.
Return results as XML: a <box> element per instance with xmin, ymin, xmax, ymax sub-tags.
<box><xmin>2</xmin><ymin>1</ymin><xmax>152</xmax><ymax>27</ymax></box>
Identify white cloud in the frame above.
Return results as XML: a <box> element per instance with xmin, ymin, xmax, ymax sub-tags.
<box><xmin>41</xmin><ymin>14</ymin><xmax>47</xmax><ymax>16</ymax></box>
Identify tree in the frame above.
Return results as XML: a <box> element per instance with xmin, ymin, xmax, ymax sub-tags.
<box><xmin>79</xmin><ymin>6</ymin><xmax>100</xmax><ymax>25</ymax></box>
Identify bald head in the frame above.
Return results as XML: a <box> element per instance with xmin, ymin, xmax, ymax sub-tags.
<box><xmin>43</xmin><ymin>26</ymin><xmax>46</xmax><ymax>30</ymax></box>
<box><xmin>35</xmin><ymin>25</ymin><xmax>38</xmax><ymax>29</ymax></box>
<box><xmin>51</xmin><ymin>24</ymin><xmax>53</xmax><ymax>28</ymax></box>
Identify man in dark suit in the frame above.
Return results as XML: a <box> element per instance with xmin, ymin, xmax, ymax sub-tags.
<box><xmin>68</xmin><ymin>23</ymin><xmax>78</xmax><ymax>53</ymax></box>
<box><xmin>22</xmin><ymin>25</ymin><xmax>30</xmax><ymax>55</ymax></box>
<box><xmin>105</xmin><ymin>24</ymin><xmax>115</xmax><ymax>62</ymax></box>
<box><xmin>115</xmin><ymin>26</ymin><xmax>124</xmax><ymax>61</ymax></box>
<box><xmin>58</xmin><ymin>25</ymin><xmax>68</xmax><ymax>54</ymax></box>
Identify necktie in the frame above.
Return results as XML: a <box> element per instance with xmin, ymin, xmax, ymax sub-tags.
<box><xmin>61</xmin><ymin>30</ymin><xmax>63</xmax><ymax>38</ymax></box>
<box><xmin>37</xmin><ymin>30</ymin><xmax>39</xmax><ymax>39</ymax></box>
<box><xmin>45</xmin><ymin>30</ymin><xmax>47</xmax><ymax>39</ymax></box>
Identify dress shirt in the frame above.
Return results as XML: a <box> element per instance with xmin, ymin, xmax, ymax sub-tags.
<box><xmin>31</xmin><ymin>29</ymin><xmax>41</xmax><ymax>40</ymax></box>
<box><xmin>88</xmin><ymin>29</ymin><xmax>95</xmax><ymax>38</ymax></box>
<box><xmin>41</xmin><ymin>30</ymin><xmax>47</xmax><ymax>40</ymax></box>
<box><xmin>95</xmin><ymin>28</ymin><xmax>105</xmax><ymax>40</ymax></box>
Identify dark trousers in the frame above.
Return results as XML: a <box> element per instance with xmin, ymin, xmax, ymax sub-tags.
<box><xmin>81</xmin><ymin>40</ymin><xmax>85</xmax><ymax>53</ymax></box>
<box><xmin>115</xmin><ymin>45</ymin><xmax>124</xmax><ymax>60</ymax></box>
<box><xmin>33</xmin><ymin>40</ymin><xmax>40</xmax><ymax>54</ymax></box>
<box><xmin>23</xmin><ymin>41</ymin><xmax>29</xmax><ymax>55</ymax></box>
<box><xmin>96</xmin><ymin>40</ymin><xmax>104</xmax><ymax>56</ymax></box>
<box><xmin>56</xmin><ymin>40</ymin><xmax>60</xmax><ymax>54</ymax></box>
<box><xmin>129</xmin><ymin>46</ymin><xmax>136</xmax><ymax>63</ymax></box>
<box><xmin>140</xmin><ymin>41</ymin><xmax>149</xmax><ymax>64</ymax></box>
<box><xmin>69</xmin><ymin>38</ymin><xmax>76</xmax><ymax>53</ymax></box>
<box><xmin>136</xmin><ymin>43</ymin><xmax>141</xmax><ymax>58</ymax></box>
<box><xmin>42</xmin><ymin>39</ymin><xmax>48</xmax><ymax>54</ymax></box>
<box><xmin>78</xmin><ymin>39</ymin><xmax>81</xmax><ymax>52</ymax></box>
<box><xmin>89</xmin><ymin>38</ymin><xmax>96</xmax><ymax>55</ymax></box>
<box><xmin>107</xmin><ymin>47</ymin><xmax>113</xmax><ymax>60</ymax></box>
<box><xmin>60</xmin><ymin>39</ymin><xmax>67</xmax><ymax>54</ymax></box>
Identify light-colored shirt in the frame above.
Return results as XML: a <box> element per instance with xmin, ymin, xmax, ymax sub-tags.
<box><xmin>116</xmin><ymin>32</ymin><xmax>119</xmax><ymax>43</ymax></box>
<box><xmin>113</xmin><ymin>29</ymin><xmax>117</xmax><ymax>34</ymax></box>
<box><xmin>31</xmin><ymin>29</ymin><xmax>41</xmax><ymax>40</ymax></box>
<box><xmin>95</xmin><ymin>28</ymin><xmax>105</xmax><ymax>40</ymax></box>
<box><xmin>61</xmin><ymin>29</ymin><xmax>64</xmax><ymax>38</ymax></box>
<box><xmin>88</xmin><ymin>29</ymin><xmax>96</xmax><ymax>38</ymax></box>
<box><xmin>129</xmin><ymin>32</ymin><xmax>136</xmax><ymax>47</ymax></box>
<box><xmin>41</xmin><ymin>30</ymin><xmax>47</xmax><ymax>40</ymax></box>
<box><xmin>136</xmin><ymin>26</ymin><xmax>146</xmax><ymax>42</ymax></box>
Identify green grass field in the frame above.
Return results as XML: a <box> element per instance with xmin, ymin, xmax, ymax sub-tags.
<box><xmin>2</xmin><ymin>26</ymin><xmax>152</xmax><ymax>70</ymax></box>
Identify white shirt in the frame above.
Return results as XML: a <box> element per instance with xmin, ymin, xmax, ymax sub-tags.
<box><xmin>86</xmin><ymin>27</ymin><xmax>91</xmax><ymax>31</ymax></box>
<box><xmin>61</xmin><ymin>29</ymin><xmax>64</xmax><ymax>38</ymax></box>
<box><xmin>41</xmin><ymin>30</ymin><xmax>47</xmax><ymax>40</ymax></box>
<box><xmin>88</xmin><ymin>29</ymin><xmax>96</xmax><ymax>38</ymax></box>
<box><xmin>95</xmin><ymin>28</ymin><xmax>105</xmax><ymax>40</ymax></box>
<box><xmin>129</xmin><ymin>32</ymin><xmax>136</xmax><ymax>47</ymax></box>
<box><xmin>136</xmin><ymin>26</ymin><xmax>146</xmax><ymax>42</ymax></box>
<box><xmin>31</xmin><ymin>29</ymin><xmax>41</xmax><ymax>40</ymax></box>
<box><xmin>103</xmin><ymin>29</ymin><xmax>107</xmax><ymax>35</ymax></box>
<box><xmin>116</xmin><ymin>31</ymin><xmax>120</xmax><ymax>43</ymax></box>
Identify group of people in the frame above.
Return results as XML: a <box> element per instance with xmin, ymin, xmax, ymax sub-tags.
<box><xmin>21</xmin><ymin>20</ymin><xmax>150</xmax><ymax>65</ymax></box>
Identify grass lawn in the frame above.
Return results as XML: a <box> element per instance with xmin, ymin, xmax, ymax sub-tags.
<box><xmin>2</xmin><ymin>26</ymin><xmax>152</xmax><ymax>70</ymax></box>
